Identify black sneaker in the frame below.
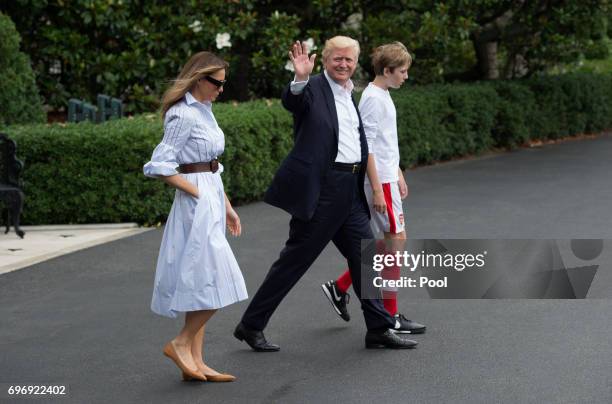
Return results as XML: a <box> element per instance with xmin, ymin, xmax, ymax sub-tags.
<box><xmin>321</xmin><ymin>280</ymin><xmax>350</xmax><ymax>321</ymax></box>
<box><xmin>393</xmin><ymin>313</ymin><xmax>426</xmax><ymax>334</ymax></box>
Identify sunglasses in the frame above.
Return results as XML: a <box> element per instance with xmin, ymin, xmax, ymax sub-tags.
<box><xmin>201</xmin><ymin>76</ymin><xmax>226</xmax><ymax>88</ymax></box>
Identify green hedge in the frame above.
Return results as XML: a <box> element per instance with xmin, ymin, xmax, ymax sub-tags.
<box><xmin>4</xmin><ymin>100</ymin><xmax>291</xmax><ymax>225</ymax></box>
<box><xmin>393</xmin><ymin>72</ymin><xmax>612</xmax><ymax>165</ymax></box>
<box><xmin>3</xmin><ymin>72</ymin><xmax>611</xmax><ymax>225</ymax></box>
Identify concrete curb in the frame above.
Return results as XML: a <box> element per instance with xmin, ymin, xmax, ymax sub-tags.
<box><xmin>16</xmin><ymin>223</ymin><xmax>142</xmax><ymax>231</ymax></box>
<box><xmin>0</xmin><ymin>226</ymin><xmax>153</xmax><ymax>275</ymax></box>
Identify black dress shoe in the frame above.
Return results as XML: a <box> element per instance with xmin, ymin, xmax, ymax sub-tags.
<box><xmin>393</xmin><ymin>313</ymin><xmax>426</xmax><ymax>334</ymax></box>
<box><xmin>321</xmin><ymin>280</ymin><xmax>350</xmax><ymax>321</ymax></box>
<box><xmin>234</xmin><ymin>322</ymin><xmax>280</xmax><ymax>352</ymax></box>
<box><xmin>365</xmin><ymin>329</ymin><xmax>418</xmax><ymax>349</ymax></box>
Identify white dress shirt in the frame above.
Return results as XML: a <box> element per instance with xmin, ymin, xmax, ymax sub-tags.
<box><xmin>289</xmin><ymin>71</ymin><xmax>362</xmax><ymax>163</ymax></box>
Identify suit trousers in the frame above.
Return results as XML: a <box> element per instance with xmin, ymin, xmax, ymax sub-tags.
<box><xmin>241</xmin><ymin>168</ymin><xmax>396</xmax><ymax>331</ymax></box>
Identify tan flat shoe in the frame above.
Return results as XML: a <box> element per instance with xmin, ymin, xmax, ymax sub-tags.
<box><xmin>163</xmin><ymin>342</ymin><xmax>207</xmax><ymax>381</ymax></box>
<box><xmin>182</xmin><ymin>372</ymin><xmax>208</xmax><ymax>382</ymax></box>
<box><xmin>203</xmin><ymin>373</ymin><xmax>236</xmax><ymax>382</ymax></box>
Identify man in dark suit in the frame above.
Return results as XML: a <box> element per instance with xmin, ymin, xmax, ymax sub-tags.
<box><xmin>234</xmin><ymin>36</ymin><xmax>417</xmax><ymax>350</ymax></box>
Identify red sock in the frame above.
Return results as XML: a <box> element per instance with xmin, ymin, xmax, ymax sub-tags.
<box><xmin>381</xmin><ymin>258</ymin><xmax>400</xmax><ymax>316</ymax></box>
<box><xmin>335</xmin><ymin>269</ymin><xmax>352</xmax><ymax>294</ymax></box>
<box><xmin>375</xmin><ymin>239</ymin><xmax>387</xmax><ymax>254</ymax></box>
<box><xmin>382</xmin><ymin>290</ymin><xmax>398</xmax><ymax>316</ymax></box>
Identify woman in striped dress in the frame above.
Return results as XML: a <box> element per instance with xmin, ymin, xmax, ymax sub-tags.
<box><xmin>144</xmin><ymin>51</ymin><xmax>247</xmax><ymax>382</ymax></box>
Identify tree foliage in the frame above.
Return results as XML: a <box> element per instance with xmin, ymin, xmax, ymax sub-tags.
<box><xmin>2</xmin><ymin>0</ymin><xmax>609</xmax><ymax>113</ymax></box>
<box><xmin>0</xmin><ymin>12</ymin><xmax>45</xmax><ymax>125</ymax></box>
<box><xmin>359</xmin><ymin>0</ymin><xmax>611</xmax><ymax>82</ymax></box>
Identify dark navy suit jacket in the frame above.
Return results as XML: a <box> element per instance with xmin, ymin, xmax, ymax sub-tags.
<box><xmin>264</xmin><ymin>73</ymin><xmax>371</xmax><ymax>221</ymax></box>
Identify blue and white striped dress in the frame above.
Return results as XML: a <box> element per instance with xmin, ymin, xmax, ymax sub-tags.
<box><xmin>143</xmin><ymin>92</ymin><xmax>247</xmax><ymax>318</ymax></box>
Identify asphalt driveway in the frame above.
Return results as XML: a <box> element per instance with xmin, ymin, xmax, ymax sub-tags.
<box><xmin>1</xmin><ymin>134</ymin><xmax>611</xmax><ymax>403</ymax></box>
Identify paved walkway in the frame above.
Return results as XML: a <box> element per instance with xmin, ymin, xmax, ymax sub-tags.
<box><xmin>0</xmin><ymin>224</ymin><xmax>151</xmax><ymax>275</ymax></box>
<box><xmin>1</xmin><ymin>134</ymin><xmax>611</xmax><ymax>403</ymax></box>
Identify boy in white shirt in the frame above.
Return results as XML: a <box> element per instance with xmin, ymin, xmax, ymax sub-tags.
<box><xmin>322</xmin><ymin>42</ymin><xmax>426</xmax><ymax>335</ymax></box>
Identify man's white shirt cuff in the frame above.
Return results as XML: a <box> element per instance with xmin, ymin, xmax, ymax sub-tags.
<box><xmin>290</xmin><ymin>76</ymin><xmax>309</xmax><ymax>94</ymax></box>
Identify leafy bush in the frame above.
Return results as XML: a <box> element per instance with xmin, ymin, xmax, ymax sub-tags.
<box><xmin>392</xmin><ymin>72</ymin><xmax>612</xmax><ymax>165</ymax></box>
<box><xmin>490</xmin><ymin>81</ymin><xmax>537</xmax><ymax>148</ymax></box>
<box><xmin>393</xmin><ymin>86</ymin><xmax>453</xmax><ymax>164</ymax></box>
<box><xmin>393</xmin><ymin>83</ymin><xmax>498</xmax><ymax>165</ymax></box>
<box><xmin>0</xmin><ymin>12</ymin><xmax>45</xmax><ymax>125</ymax></box>
<box><xmin>584</xmin><ymin>40</ymin><xmax>610</xmax><ymax>60</ymax></box>
<box><xmin>524</xmin><ymin>73</ymin><xmax>612</xmax><ymax>139</ymax></box>
<box><xmin>6</xmin><ymin>1</ymin><xmax>608</xmax><ymax>114</ymax></box>
<box><xmin>5</xmin><ymin>100</ymin><xmax>291</xmax><ymax>225</ymax></box>
<box><xmin>3</xmin><ymin>72</ymin><xmax>611</xmax><ymax>225</ymax></box>
<box><xmin>0</xmin><ymin>1</ymin><xmax>347</xmax><ymax>112</ymax></box>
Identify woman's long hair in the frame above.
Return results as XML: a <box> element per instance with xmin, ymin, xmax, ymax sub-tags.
<box><xmin>160</xmin><ymin>51</ymin><xmax>228</xmax><ymax>119</ymax></box>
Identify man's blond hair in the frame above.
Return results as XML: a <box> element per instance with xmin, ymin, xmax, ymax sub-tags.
<box><xmin>322</xmin><ymin>36</ymin><xmax>360</xmax><ymax>61</ymax></box>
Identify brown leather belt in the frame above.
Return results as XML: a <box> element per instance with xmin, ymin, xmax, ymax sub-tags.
<box><xmin>178</xmin><ymin>160</ymin><xmax>219</xmax><ymax>174</ymax></box>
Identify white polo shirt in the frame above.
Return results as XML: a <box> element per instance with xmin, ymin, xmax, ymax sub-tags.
<box><xmin>359</xmin><ymin>83</ymin><xmax>399</xmax><ymax>183</ymax></box>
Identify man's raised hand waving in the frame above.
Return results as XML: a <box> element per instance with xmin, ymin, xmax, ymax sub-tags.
<box><xmin>288</xmin><ymin>40</ymin><xmax>317</xmax><ymax>82</ymax></box>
